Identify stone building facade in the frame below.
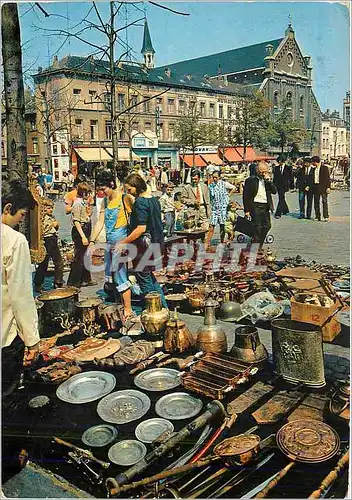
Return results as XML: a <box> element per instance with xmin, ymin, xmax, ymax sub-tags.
<box><xmin>321</xmin><ymin>110</ymin><xmax>349</xmax><ymax>161</ymax></box>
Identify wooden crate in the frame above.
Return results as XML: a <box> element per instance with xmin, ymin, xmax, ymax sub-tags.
<box><xmin>290</xmin><ymin>295</ymin><xmax>341</xmax><ymax>342</ymax></box>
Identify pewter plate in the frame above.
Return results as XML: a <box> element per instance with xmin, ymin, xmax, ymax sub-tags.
<box><xmin>56</xmin><ymin>371</ymin><xmax>116</xmax><ymax>404</ymax></box>
<box><xmin>97</xmin><ymin>390</ymin><xmax>151</xmax><ymax>424</ymax></box>
<box><xmin>108</xmin><ymin>440</ymin><xmax>147</xmax><ymax>466</ymax></box>
<box><xmin>82</xmin><ymin>424</ymin><xmax>118</xmax><ymax>447</ymax></box>
<box><xmin>333</xmin><ymin>280</ymin><xmax>350</xmax><ymax>291</ymax></box>
<box><xmin>155</xmin><ymin>392</ymin><xmax>203</xmax><ymax>420</ymax></box>
<box><xmin>337</xmin><ymin>310</ymin><xmax>350</xmax><ymax>327</ymax></box>
<box><xmin>134</xmin><ymin>368</ymin><xmax>181</xmax><ymax>392</ymax></box>
<box><xmin>135</xmin><ymin>418</ymin><xmax>174</xmax><ymax>443</ymax></box>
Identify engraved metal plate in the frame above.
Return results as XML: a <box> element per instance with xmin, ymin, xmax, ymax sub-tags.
<box><xmin>108</xmin><ymin>440</ymin><xmax>147</xmax><ymax>466</ymax></box>
<box><xmin>155</xmin><ymin>392</ymin><xmax>203</xmax><ymax>420</ymax></box>
<box><xmin>135</xmin><ymin>418</ymin><xmax>174</xmax><ymax>443</ymax></box>
<box><xmin>97</xmin><ymin>390</ymin><xmax>151</xmax><ymax>424</ymax></box>
<box><xmin>82</xmin><ymin>424</ymin><xmax>118</xmax><ymax>447</ymax></box>
<box><xmin>56</xmin><ymin>371</ymin><xmax>116</xmax><ymax>404</ymax></box>
<box><xmin>277</xmin><ymin>419</ymin><xmax>340</xmax><ymax>463</ymax></box>
<box><xmin>134</xmin><ymin>368</ymin><xmax>181</xmax><ymax>392</ymax></box>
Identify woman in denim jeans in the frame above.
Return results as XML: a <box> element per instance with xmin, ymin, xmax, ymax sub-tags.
<box><xmin>115</xmin><ymin>174</ymin><xmax>168</xmax><ymax>309</ymax></box>
<box><xmin>89</xmin><ymin>169</ymin><xmax>136</xmax><ymax>323</ymax></box>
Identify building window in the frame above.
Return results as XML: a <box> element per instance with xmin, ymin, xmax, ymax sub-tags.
<box><xmin>330</xmin><ymin>145</ymin><xmax>333</xmax><ymax>152</ymax></box>
<box><xmin>117</xmin><ymin>93</ymin><xmax>125</xmax><ymax>111</ymax></box>
<box><xmin>32</xmin><ymin>138</ymin><xmax>38</xmax><ymax>154</ymax></box>
<box><xmin>54</xmin><ymin>170</ymin><xmax>59</xmax><ymax>181</ymax></box>
<box><xmin>169</xmin><ymin>123</ymin><xmax>175</xmax><ymax>141</ymax></box>
<box><xmin>103</xmin><ymin>92</ymin><xmax>111</xmax><ymax>111</ymax></box>
<box><xmin>52</xmin><ymin>132</ymin><xmax>56</xmax><ymax>142</ymax></box>
<box><xmin>75</xmin><ymin>118</ymin><xmax>83</xmax><ymax>138</ymax></box>
<box><xmin>131</xmin><ymin>95</ymin><xmax>138</xmax><ymax>108</ymax></box>
<box><xmin>132</xmin><ymin>121</ymin><xmax>139</xmax><ymax>131</ymax></box>
<box><xmin>119</xmin><ymin>122</ymin><xmax>126</xmax><ymax>140</ymax></box>
<box><xmin>341</xmin><ymin>131</ymin><xmax>344</xmax><ymax>140</ymax></box>
<box><xmin>145</xmin><ymin>121</ymin><xmax>152</xmax><ymax>131</ymax></box>
<box><xmin>61</xmin><ymin>144</ymin><xmax>66</xmax><ymax>155</ymax></box>
<box><xmin>219</xmin><ymin>105</ymin><xmax>223</xmax><ymax>119</ymax></box>
<box><xmin>30</xmin><ymin>117</ymin><xmax>36</xmax><ymax>130</ymax></box>
<box><xmin>105</xmin><ymin>120</ymin><xmax>112</xmax><ymax>140</ymax></box>
<box><xmin>199</xmin><ymin>102</ymin><xmax>206</xmax><ymax>117</ymax></box>
<box><xmin>159</xmin><ymin>122</ymin><xmax>164</xmax><ymax>140</ymax></box>
<box><xmin>178</xmin><ymin>99</ymin><xmax>185</xmax><ymax>115</ymax></box>
<box><xmin>143</xmin><ymin>97</ymin><xmax>150</xmax><ymax>113</ymax></box>
<box><xmin>89</xmin><ymin>90</ymin><xmax>97</xmax><ymax>99</ymax></box>
<box><xmin>286</xmin><ymin>92</ymin><xmax>292</xmax><ymax>108</ymax></box>
<box><xmin>274</xmin><ymin>91</ymin><xmax>279</xmax><ymax>107</ymax></box>
<box><xmin>52</xmin><ymin>144</ymin><xmax>58</xmax><ymax>155</ymax></box>
<box><xmin>228</xmin><ymin>106</ymin><xmax>232</xmax><ymax>120</ymax></box>
<box><xmin>156</xmin><ymin>97</ymin><xmax>163</xmax><ymax>108</ymax></box>
<box><xmin>54</xmin><ymin>158</ymin><xmax>59</xmax><ymax>169</ymax></box>
<box><xmin>90</xmin><ymin>120</ymin><xmax>98</xmax><ymax>140</ymax></box>
<box><xmin>73</xmin><ymin>89</ymin><xmax>81</xmax><ymax>95</ymax></box>
<box><xmin>167</xmin><ymin>98</ymin><xmax>175</xmax><ymax>114</ymax></box>
<box><xmin>235</xmin><ymin>108</ymin><xmax>240</xmax><ymax>119</ymax></box>
<box><xmin>1</xmin><ymin>141</ymin><xmax>5</xmax><ymax>157</ymax></box>
<box><xmin>209</xmin><ymin>103</ymin><xmax>215</xmax><ymax>118</ymax></box>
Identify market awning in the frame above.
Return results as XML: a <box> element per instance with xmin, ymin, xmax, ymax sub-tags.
<box><xmin>223</xmin><ymin>146</ymin><xmax>257</xmax><ymax>162</ymax></box>
<box><xmin>181</xmin><ymin>154</ymin><xmax>207</xmax><ymax>168</ymax></box>
<box><xmin>200</xmin><ymin>153</ymin><xmax>223</xmax><ymax>166</ymax></box>
<box><xmin>74</xmin><ymin>147</ymin><xmax>113</xmax><ymax>162</ymax></box>
<box><xmin>105</xmin><ymin>148</ymin><xmax>140</xmax><ymax>161</ymax></box>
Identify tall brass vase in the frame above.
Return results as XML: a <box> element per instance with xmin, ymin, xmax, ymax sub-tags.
<box><xmin>196</xmin><ymin>299</ymin><xmax>227</xmax><ymax>354</ymax></box>
<box><xmin>141</xmin><ymin>292</ymin><xmax>170</xmax><ymax>338</ymax></box>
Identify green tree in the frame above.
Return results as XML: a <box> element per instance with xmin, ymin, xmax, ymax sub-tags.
<box><xmin>174</xmin><ymin>103</ymin><xmax>218</xmax><ymax>166</ymax></box>
<box><xmin>230</xmin><ymin>90</ymin><xmax>272</xmax><ymax>160</ymax></box>
<box><xmin>268</xmin><ymin>100</ymin><xmax>309</xmax><ymax>155</ymax></box>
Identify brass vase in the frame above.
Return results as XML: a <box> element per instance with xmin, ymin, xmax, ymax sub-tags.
<box><xmin>196</xmin><ymin>299</ymin><xmax>227</xmax><ymax>354</ymax></box>
<box><xmin>141</xmin><ymin>292</ymin><xmax>170</xmax><ymax>338</ymax></box>
<box><xmin>164</xmin><ymin>309</ymin><xmax>195</xmax><ymax>354</ymax></box>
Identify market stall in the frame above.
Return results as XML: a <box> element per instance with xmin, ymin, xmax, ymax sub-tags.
<box><xmin>2</xmin><ymin>255</ymin><xmax>350</xmax><ymax>499</ymax></box>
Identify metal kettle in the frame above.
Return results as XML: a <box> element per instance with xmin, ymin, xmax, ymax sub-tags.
<box><xmin>230</xmin><ymin>325</ymin><xmax>268</xmax><ymax>366</ymax></box>
<box><xmin>164</xmin><ymin>308</ymin><xmax>195</xmax><ymax>354</ymax></box>
<box><xmin>327</xmin><ymin>378</ymin><xmax>350</xmax><ymax>422</ymax></box>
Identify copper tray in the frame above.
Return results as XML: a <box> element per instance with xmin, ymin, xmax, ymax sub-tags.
<box><xmin>277</xmin><ymin>419</ymin><xmax>340</xmax><ymax>463</ymax></box>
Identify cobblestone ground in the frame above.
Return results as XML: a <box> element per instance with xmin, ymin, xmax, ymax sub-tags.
<box><xmin>52</xmin><ymin>187</ymin><xmax>350</xmax><ymax>380</ymax></box>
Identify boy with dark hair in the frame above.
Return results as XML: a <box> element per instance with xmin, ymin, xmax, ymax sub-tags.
<box><xmin>34</xmin><ymin>199</ymin><xmax>64</xmax><ymax>293</ymax></box>
<box><xmin>159</xmin><ymin>182</ymin><xmax>176</xmax><ymax>237</ymax></box>
<box><xmin>2</xmin><ymin>180</ymin><xmax>40</xmax><ymax>396</ymax></box>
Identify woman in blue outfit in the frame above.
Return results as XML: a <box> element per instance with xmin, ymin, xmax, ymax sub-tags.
<box><xmin>89</xmin><ymin>169</ymin><xmax>135</xmax><ymax>323</ymax></box>
<box><xmin>115</xmin><ymin>173</ymin><xmax>168</xmax><ymax>309</ymax></box>
<box><xmin>206</xmin><ymin>170</ymin><xmax>236</xmax><ymax>249</ymax></box>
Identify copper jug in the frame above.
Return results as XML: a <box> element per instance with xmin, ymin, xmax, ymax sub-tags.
<box><xmin>230</xmin><ymin>325</ymin><xmax>268</xmax><ymax>366</ymax></box>
<box><xmin>141</xmin><ymin>292</ymin><xmax>170</xmax><ymax>338</ymax></box>
<box><xmin>196</xmin><ymin>299</ymin><xmax>227</xmax><ymax>354</ymax></box>
<box><xmin>328</xmin><ymin>378</ymin><xmax>350</xmax><ymax>422</ymax></box>
<box><xmin>164</xmin><ymin>308</ymin><xmax>195</xmax><ymax>354</ymax></box>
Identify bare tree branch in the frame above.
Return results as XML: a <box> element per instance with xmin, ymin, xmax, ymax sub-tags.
<box><xmin>148</xmin><ymin>1</ymin><xmax>189</xmax><ymax>16</ymax></box>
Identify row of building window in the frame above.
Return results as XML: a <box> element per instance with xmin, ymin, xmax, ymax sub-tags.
<box><xmin>273</xmin><ymin>91</ymin><xmax>304</xmax><ymax>112</ymax></box>
<box><xmin>322</xmin><ymin>127</ymin><xmax>345</xmax><ymax>139</ymax></box>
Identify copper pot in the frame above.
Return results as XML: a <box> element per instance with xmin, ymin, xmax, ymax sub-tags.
<box><xmin>196</xmin><ymin>299</ymin><xmax>227</xmax><ymax>354</ymax></box>
<box><xmin>164</xmin><ymin>311</ymin><xmax>195</xmax><ymax>354</ymax></box>
<box><xmin>76</xmin><ymin>298</ymin><xmax>103</xmax><ymax>324</ymax></box>
<box><xmin>141</xmin><ymin>292</ymin><xmax>170</xmax><ymax>337</ymax></box>
<box><xmin>230</xmin><ymin>326</ymin><xmax>268</xmax><ymax>365</ymax></box>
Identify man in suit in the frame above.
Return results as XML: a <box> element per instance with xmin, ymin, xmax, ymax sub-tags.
<box><xmin>181</xmin><ymin>169</ymin><xmax>210</xmax><ymax>231</ymax></box>
<box><xmin>311</xmin><ymin>156</ymin><xmax>331</xmax><ymax>222</ymax></box>
<box><xmin>243</xmin><ymin>161</ymin><xmax>277</xmax><ymax>247</ymax></box>
<box><xmin>295</xmin><ymin>157</ymin><xmax>314</xmax><ymax>219</ymax></box>
<box><xmin>273</xmin><ymin>157</ymin><xmax>294</xmax><ymax>218</ymax></box>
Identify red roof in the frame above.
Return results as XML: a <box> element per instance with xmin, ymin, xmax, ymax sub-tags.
<box><xmin>181</xmin><ymin>154</ymin><xmax>207</xmax><ymax>168</ymax></box>
<box><xmin>200</xmin><ymin>153</ymin><xmax>223</xmax><ymax>166</ymax></box>
<box><xmin>223</xmin><ymin>146</ymin><xmax>257</xmax><ymax>162</ymax></box>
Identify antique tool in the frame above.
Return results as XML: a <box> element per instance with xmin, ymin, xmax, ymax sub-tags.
<box><xmin>156</xmin><ymin>352</ymin><xmax>203</xmax><ymax>370</ymax></box>
<box><xmin>162</xmin><ymin>425</ymin><xmax>212</xmax><ymax>471</ymax></box>
<box><xmin>271</xmin><ymin>319</ymin><xmax>326</xmax><ymax>388</ymax></box>
<box><xmin>213</xmin><ymin>451</ymin><xmax>275</xmax><ymax>498</ymax></box>
<box><xmin>196</xmin><ymin>299</ymin><xmax>227</xmax><ymax>353</ymax></box>
<box><xmin>53</xmin><ymin>437</ymin><xmax>110</xmax><ymax>468</ymax></box>
<box><xmin>230</xmin><ymin>325</ymin><xmax>268</xmax><ymax>366</ymax></box>
<box><xmin>308</xmin><ymin>449</ymin><xmax>349</xmax><ymax>499</ymax></box>
<box><xmin>227</xmin><ymin>381</ymin><xmax>275</xmax><ymax>416</ymax></box>
<box><xmin>164</xmin><ymin>307</ymin><xmax>195</xmax><ymax>354</ymax></box>
<box><xmin>141</xmin><ymin>292</ymin><xmax>170</xmax><ymax>340</ymax></box>
<box><xmin>106</xmin><ymin>400</ymin><xmax>225</xmax><ymax>494</ymax></box>
<box><xmin>254</xmin><ymin>419</ymin><xmax>340</xmax><ymax>498</ymax></box>
<box><xmin>67</xmin><ymin>451</ymin><xmax>103</xmax><ymax>485</ymax></box>
<box><xmin>252</xmin><ymin>389</ymin><xmax>304</xmax><ymax>424</ymax></box>
<box><xmin>129</xmin><ymin>352</ymin><xmax>169</xmax><ymax>375</ymax></box>
<box><xmin>288</xmin><ymin>393</ymin><xmax>329</xmax><ymax>422</ymax></box>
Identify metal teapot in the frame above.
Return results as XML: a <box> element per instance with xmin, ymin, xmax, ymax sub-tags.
<box><xmin>230</xmin><ymin>325</ymin><xmax>268</xmax><ymax>366</ymax></box>
<box><xmin>164</xmin><ymin>308</ymin><xmax>195</xmax><ymax>354</ymax></box>
<box><xmin>327</xmin><ymin>378</ymin><xmax>350</xmax><ymax>422</ymax></box>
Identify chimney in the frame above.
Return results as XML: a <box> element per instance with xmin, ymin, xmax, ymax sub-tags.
<box><xmin>52</xmin><ymin>55</ymin><xmax>59</xmax><ymax>67</ymax></box>
<box><xmin>164</xmin><ymin>68</ymin><xmax>171</xmax><ymax>78</ymax></box>
<box><xmin>265</xmin><ymin>43</ymin><xmax>274</xmax><ymax>56</ymax></box>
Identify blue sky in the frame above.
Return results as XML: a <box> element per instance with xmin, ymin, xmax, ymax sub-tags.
<box><xmin>19</xmin><ymin>1</ymin><xmax>350</xmax><ymax>113</ymax></box>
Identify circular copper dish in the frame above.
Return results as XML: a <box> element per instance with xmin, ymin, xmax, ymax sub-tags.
<box><xmin>276</xmin><ymin>419</ymin><xmax>340</xmax><ymax>463</ymax></box>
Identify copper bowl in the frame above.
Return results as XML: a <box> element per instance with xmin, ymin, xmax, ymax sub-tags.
<box><xmin>186</xmin><ymin>291</ymin><xmax>205</xmax><ymax>309</ymax></box>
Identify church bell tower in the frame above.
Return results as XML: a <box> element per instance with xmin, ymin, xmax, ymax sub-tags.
<box><xmin>141</xmin><ymin>19</ymin><xmax>155</xmax><ymax>69</ymax></box>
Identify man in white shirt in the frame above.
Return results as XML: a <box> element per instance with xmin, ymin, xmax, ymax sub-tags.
<box><xmin>2</xmin><ymin>181</ymin><xmax>40</xmax><ymax>397</ymax></box>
